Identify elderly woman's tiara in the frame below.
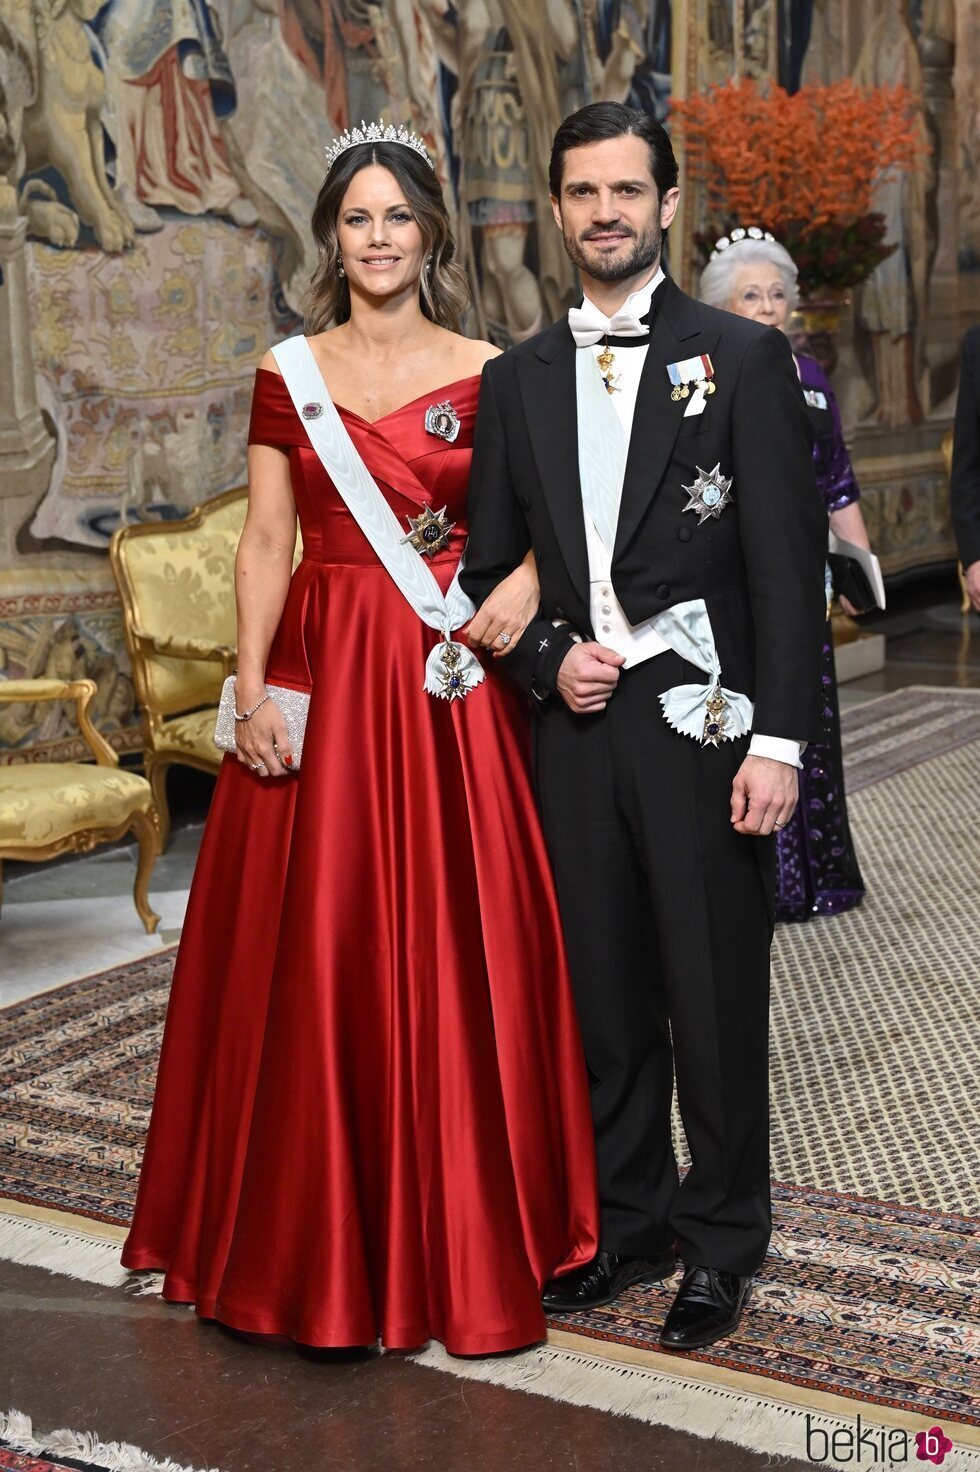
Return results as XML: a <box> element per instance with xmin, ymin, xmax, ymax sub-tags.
<box><xmin>324</xmin><ymin>121</ymin><xmax>434</xmax><ymax>174</ymax></box>
<box><xmin>710</xmin><ymin>226</ymin><xmax>776</xmax><ymax>260</ymax></box>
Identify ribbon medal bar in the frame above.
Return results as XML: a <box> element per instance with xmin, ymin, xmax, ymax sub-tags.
<box><xmin>667</xmin><ymin>353</ymin><xmax>716</xmax><ymax>401</ymax></box>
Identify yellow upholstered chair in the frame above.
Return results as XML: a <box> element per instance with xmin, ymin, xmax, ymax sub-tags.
<box><xmin>941</xmin><ymin>428</ymin><xmax>971</xmax><ymax>614</ymax></box>
<box><xmin>0</xmin><ymin>678</ymin><xmax>159</xmax><ymax>933</ymax></box>
<box><xmin>110</xmin><ymin>487</ymin><xmax>247</xmax><ymax>851</ymax></box>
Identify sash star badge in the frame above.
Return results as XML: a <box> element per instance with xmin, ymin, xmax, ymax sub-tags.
<box><xmin>682</xmin><ymin>464</ymin><xmax>734</xmax><ymax>524</ymax></box>
<box><xmin>402</xmin><ymin>502</ymin><xmax>456</xmax><ymax>557</ymax></box>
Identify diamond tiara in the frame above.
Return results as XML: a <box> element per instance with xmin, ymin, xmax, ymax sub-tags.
<box><xmin>324</xmin><ymin>120</ymin><xmax>434</xmax><ymax>174</ymax></box>
<box><xmin>710</xmin><ymin>226</ymin><xmax>776</xmax><ymax>260</ymax></box>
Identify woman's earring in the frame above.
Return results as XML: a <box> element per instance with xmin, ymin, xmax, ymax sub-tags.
<box><xmin>338</xmin><ymin>258</ymin><xmax>345</xmax><ymax>278</ymax></box>
<box><xmin>426</xmin><ymin>254</ymin><xmax>434</xmax><ymax>275</ymax></box>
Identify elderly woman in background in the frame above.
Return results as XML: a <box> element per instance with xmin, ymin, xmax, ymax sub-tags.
<box><xmin>700</xmin><ymin>229</ymin><xmax>867</xmax><ymax>922</ymax></box>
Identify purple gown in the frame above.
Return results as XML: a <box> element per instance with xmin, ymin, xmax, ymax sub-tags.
<box><xmin>775</xmin><ymin>355</ymin><xmax>866</xmax><ymax>922</ymax></box>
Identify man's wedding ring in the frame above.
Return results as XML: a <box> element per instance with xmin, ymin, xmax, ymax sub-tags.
<box><xmin>498</xmin><ymin>632</ymin><xmax>512</xmax><ymax>646</ymax></box>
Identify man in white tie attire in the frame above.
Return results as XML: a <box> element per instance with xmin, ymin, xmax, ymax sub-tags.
<box><xmin>461</xmin><ymin>103</ymin><xmax>827</xmax><ymax>1350</ymax></box>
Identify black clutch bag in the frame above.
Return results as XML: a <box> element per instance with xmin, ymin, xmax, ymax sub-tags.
<box><xmin>827</xmin><ymin>552</ymin><xmax>877</xmax><ymax>614</ymax></box>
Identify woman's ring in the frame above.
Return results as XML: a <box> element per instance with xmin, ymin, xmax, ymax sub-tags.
<box><xmin>498</xmin><ymin>632</ymin><xmax>512</xmax><ymax>646</ymax></box>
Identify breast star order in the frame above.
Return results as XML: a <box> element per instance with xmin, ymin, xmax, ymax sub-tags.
<box><xmin>401</xmin><ymin>502</ymin><xmax>456</xmax><ymax>557</ymax></box>
<box><xmin>681</xmin><ymin>464</ymin><xmax>734</xmax><ymax>524</ymax></box>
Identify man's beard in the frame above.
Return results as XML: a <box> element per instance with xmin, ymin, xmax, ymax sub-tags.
<box><xmin>563</xmin><ymin>219</ymin><xmax>661</xmax><ymax>283</ymax></box>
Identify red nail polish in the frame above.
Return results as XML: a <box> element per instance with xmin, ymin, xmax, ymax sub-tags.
<box><xmin>283</xmin><ymin>753</ymin><xmax>293</xmax><ymax>767</ymax></box>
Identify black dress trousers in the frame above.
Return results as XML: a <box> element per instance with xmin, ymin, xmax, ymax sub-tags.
<box><xmin>533</xmin><ymin>649</ymin><xmax>776</xmax><ymax>1277</ymax></box>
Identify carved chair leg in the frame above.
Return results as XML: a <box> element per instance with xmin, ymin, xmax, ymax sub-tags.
<box><xmin>147</xmin><ymin>757</ymin><xmax>172</xmax><ymax>853</ymax></box>
<box><xmin>130</xmin><ymin>810</ymin><xmax>161</xmax><ymax>935</ymax></box>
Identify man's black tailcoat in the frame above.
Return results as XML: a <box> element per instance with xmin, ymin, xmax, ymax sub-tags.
<box><xmin>461</xmin><ymin>278</ymin><xmax>827</xmax><ymax>1274</ymax></box>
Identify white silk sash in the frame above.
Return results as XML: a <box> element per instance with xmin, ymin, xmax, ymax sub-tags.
<box><xmin>271</xmin><ymin>335</ymin><xmax>483</xmax><ymax>701</ymax></box>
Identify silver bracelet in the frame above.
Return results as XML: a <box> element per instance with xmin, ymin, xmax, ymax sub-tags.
<box><xmin>234</xmin><ymin>691</ymin><xmax>271</xmax><ymax>723</ymax></box>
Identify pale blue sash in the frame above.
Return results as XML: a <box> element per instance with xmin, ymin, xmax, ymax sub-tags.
<box><xmin>575</xmin><ymin>348</ymin><xmax>627</xmax><ymax>553</ymax></box>
<box><xmin>271</xmin><ymin>335</ymin><xmax>484</xmax><ymax>700</ymax></box>
<box><xmin>576</xmin><ymin>350</ymin><xmax>752</xmax><ymax>743</ymax></box>
<box><xmin>651</xmin><ymin>599</ymin><xmax>754</xmax><ymax>742</ymax></box>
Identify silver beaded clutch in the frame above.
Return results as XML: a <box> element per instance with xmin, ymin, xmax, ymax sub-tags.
<box><xmin>214</xmin><ymin>676</ymin><xmax>311</xmax><ymax>769</ymax></box>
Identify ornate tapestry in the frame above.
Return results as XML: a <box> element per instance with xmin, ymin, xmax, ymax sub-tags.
<box><xmin>0</xmin><ymin>0</ymin><xmax>972</xmax><ymax>758</ymax></box>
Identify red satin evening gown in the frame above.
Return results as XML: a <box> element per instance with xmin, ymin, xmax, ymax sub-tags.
<box><xmin>121</xmin><ymin>366</ymin><xmax>599</xmax><ymax>1354</ymax></box>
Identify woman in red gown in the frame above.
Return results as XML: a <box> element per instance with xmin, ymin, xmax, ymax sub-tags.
<box><xmin>121</xmin><ymin>129</ymin><xmax>598</xmax><ymax>1354</ymax></box>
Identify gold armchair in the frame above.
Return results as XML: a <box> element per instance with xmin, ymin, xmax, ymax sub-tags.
<box><xmin>110</xmin><ymin>486</ymin><xmax>247</xmax><ymax>851</ymax></box>
<box><xmin>0</xmin><ymin>678</ymin><xmax>159</xmax><ymax>933</ymax></box>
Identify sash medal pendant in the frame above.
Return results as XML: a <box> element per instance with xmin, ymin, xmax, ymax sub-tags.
<box><xmin>438</xmin><ymin>639</ymin><xmax>468</xmax><ymax>700</ymax></box>
<box><xmin>702</xmin><ymin>680</ymin><xmax>732</xmax><ymax>746</ymax></box>
<box><xmin>667</xmin><ymin>353</ymin><xmax>716</xmax><ymax>401</ymax></box>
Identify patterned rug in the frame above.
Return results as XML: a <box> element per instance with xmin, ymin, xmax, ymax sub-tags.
<box><xmin>1</xmin><ymin>688</ymin><xmax>979</xmax><ymax>1450</ymax></box>
<box><xmin>550</xmin><ymin>1186</ymin><xmax>979</xmax><ymax>1427</ymax></box>
<box><xmin>839</xmin><ymin>685</ymin><xmax>980</xmax><ymax>793</ymax></box>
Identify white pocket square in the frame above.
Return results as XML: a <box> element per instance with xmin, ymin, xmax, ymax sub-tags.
<box><xmin>683</xmin><ymin>387</ymin><xmax>708</xmax><ymax>418</ymax></box>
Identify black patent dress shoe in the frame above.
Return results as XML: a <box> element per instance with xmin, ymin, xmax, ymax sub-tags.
<box><xmin>542</xmin><ymin>1250</ymin><xmax>676</xmax><ymax>1313</ymax></box>
<box><xmin>659</xmin><ymin>1265</ymin><xmax>752</xmax><ymax>1350</ymax></box>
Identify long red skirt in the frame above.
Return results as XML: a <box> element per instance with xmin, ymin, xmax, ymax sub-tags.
<box><xmin>122</xmin><ymin>557</ymin><xmax>598</xmax><ymax>1353</ymax></box>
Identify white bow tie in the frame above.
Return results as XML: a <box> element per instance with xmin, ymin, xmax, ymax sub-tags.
<box><xmin>567</xmin><ymin>299</ymin><xmax>648</xmax><ymax>348</ymax></box>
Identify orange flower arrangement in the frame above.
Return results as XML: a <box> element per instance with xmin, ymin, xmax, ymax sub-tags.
<box><xmin>670</xmin><ymin>78</ymin><xmax>928</xmax><ymax>294</ymax></box>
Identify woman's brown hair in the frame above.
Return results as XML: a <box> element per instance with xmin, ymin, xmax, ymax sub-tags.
<box><xmin>304</xmin><ymin>142</ymin><xmax>469</xmax><ymax>334</ymax></box>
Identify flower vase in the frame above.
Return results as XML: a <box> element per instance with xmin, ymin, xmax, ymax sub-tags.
<box><xmin>788</xmin><ymin>289</ymin><xmax>851</xmax><ymax>376</ymax></box>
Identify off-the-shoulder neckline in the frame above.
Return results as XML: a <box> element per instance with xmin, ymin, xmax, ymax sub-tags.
<box><xmin>256</xmin><ymin>366</ymin><xmax>481</xmax><ymax>428</ymax></box>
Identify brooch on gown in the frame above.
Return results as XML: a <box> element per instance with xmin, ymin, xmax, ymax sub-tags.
<box><xmin>402</xmin><ymin>502</ymin><xmax>456</xmax><ymax>557</ymax></box>
<box><xmin>424</xmin><ymin>401</ymin><xmax>461</xmax><ymax>442</ymax></box>
<box><xmin>682</xmin><ymin>464</ymin><xmax>734</xmax><ymax>524</ymax></box>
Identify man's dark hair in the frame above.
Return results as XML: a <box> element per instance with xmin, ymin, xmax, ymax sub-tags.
<box><xmin>549</xmin><ymin>102</ymin><xmax>679</xmax><ymax>201</ymax></box>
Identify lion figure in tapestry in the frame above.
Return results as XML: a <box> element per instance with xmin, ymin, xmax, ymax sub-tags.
<box><xmin>4</xmin><ymin>0</ymin><xmax>134</xmax><ymax>250</ymax></box>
